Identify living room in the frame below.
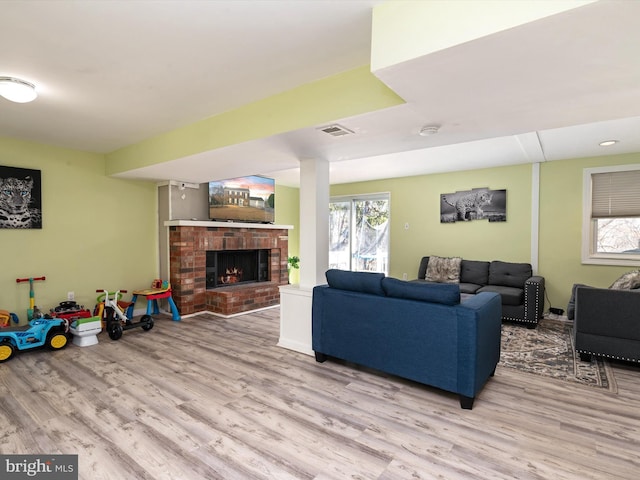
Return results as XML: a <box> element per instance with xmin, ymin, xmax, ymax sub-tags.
<box><xmin>1</xmin><ymin>1</ymin><xmax>639</xmax><ymax>478</ymax></box>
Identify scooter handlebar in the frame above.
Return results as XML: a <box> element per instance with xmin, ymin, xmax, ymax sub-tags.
<box><xmin>16</xmin><ymin>276</ymin><xmax>46</xmax><ymax>283</ymax></box>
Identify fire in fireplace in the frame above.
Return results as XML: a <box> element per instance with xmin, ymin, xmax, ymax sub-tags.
<box><xmin>206</xmin><ymin>249</ymin><xmax>269</xmax><ymax>289</ymax></box>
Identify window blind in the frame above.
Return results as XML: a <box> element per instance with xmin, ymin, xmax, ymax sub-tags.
<box><xmin>591</xmin><ymin>169</ymin><xmax>640</xmax><ymax>218</ymax></box>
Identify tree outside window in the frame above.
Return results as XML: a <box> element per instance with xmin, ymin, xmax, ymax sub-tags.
<box><xmin>329</xmin><ymin>194</ymin><xmax>389</xmax><ymax>273</ymax></box>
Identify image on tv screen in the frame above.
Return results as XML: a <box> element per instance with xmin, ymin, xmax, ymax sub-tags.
<box><xmin>208</xmin><ymin>175</ymin><xmax>275</xmax><ymax>223</ymax></box>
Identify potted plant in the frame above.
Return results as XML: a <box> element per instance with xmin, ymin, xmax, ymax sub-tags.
<box><xmin>287</xmin><ymin>256</ymin><xmax>300</xmax><ymax>283</ymax></box>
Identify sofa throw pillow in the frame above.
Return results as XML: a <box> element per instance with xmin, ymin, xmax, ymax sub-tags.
<box><xmin>382</xmin><ymin>277</ymin><xmax>460</xmax><ymax>305</ymax></box>
<box><xmin>425</xmin><ymin>256</ymin><xmax>461</xmax><ymax>283</ymax></box>
<box><xmin>609</xmin><ymin>269</ymin><xmax>640</xmax><ymax>290</ymax></box>
<box><xmin>325</xmin><ymin>269</ymin><xmax>385</xmax><ymax>296</ymax></box>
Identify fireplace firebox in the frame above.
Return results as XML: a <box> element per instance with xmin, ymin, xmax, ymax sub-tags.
<box><xmin>206</xmin><ymin>249</ymin><xmax>269</xmax><ymax>289</ymax></box>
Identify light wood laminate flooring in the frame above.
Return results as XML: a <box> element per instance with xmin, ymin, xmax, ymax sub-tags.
<box><xmin>1</xmin><ymin>308</ymin><xmax>639</xmax><ymax>479</ymax></box>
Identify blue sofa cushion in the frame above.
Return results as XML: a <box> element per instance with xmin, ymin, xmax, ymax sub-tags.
<box><xmin>325</xmin><ymin>269</ymin><xmax>385</xmax><ymax>296</ymax></box>
<box><xmin>382</xmin><ymin>277</ymin><xmax>460</xmax><ymax>305</ymax></box>
<box><xmin>488</xmin><ymin>261</ymin><xmax>532</xmax><ymax>288</ymax></box>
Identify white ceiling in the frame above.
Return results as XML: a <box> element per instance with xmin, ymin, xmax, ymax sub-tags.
<box><xmin>1</xmin><ymin>0</ymin><xmax>640</xmax><ymax>187</ymax></box>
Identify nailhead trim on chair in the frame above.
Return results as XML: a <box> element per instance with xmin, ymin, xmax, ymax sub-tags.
<box><xmin>502</xmin><ymin>316</ymin><xmax>536</xmax><ymax>324</ymax></box>
<box><xmin>576</xmin><ymin>349</ymin><xmax>639</xmax><ymax>363</ymax></box>
<box><xmin>524</xmin><ymin>279</ymin><xmax>544</xmax><ymax>321</ymax></box>
<box><xmin>503</xmin><ymin>280</ymin><xmax>543</xmax><ymax>325</ymax></box>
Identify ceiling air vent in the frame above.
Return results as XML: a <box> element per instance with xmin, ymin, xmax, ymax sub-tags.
<box><xmin>317</xmin><ymin>124</ymin><xmax>354</xmax><ymax>137</ymax></box>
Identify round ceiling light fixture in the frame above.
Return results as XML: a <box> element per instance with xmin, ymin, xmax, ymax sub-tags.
<box><xmin>419</xmin><ymin>125</ymin><xmax>440</xmax><ymax>136</ymax></box>
<box><xmin>598</xmin><ymin>140</ymin><xmax>619</xmax><ymax>147</ymax></box>
<box><xmin>0</xmin><ymin>76</ymin><xmax>38</xmax><ymax>103</ymax></box>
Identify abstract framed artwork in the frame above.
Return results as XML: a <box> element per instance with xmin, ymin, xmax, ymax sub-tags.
<box><xmin>440</xmin><ymin>187</ymin><xmax>506</xmax><ymax>223</ymax></box>
<box><xmin>0</xmin><ymin>165</ymin><xmax>42</xmax><ymax>229</ymax></box>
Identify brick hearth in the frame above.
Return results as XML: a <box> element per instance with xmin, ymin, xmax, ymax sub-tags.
<box><xmin>167</xmin><ymin>221</ymin><xmax>291</xmax><ymax>315</ymax></box>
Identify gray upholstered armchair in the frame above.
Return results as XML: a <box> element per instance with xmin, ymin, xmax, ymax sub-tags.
<box><xmin>573</xmin><ymin>286</ymin><xmax>640</xmax><ymax>363</ymax></box>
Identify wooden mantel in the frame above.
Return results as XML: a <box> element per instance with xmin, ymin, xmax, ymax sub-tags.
<box><xmin>165</xmin><ymin>220</ymin><xmax>293</xmax><ymax>316</ymax></box>
<box><xmin>165</xmin><ymin>220</ymin><xmax>294</xmax><ymax>230</ymax></box>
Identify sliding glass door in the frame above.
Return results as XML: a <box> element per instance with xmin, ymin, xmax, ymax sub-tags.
<box><xmin>329</xmin><ymin>194</ymin><xmax>389</xmax><ymax>274</ymax></box>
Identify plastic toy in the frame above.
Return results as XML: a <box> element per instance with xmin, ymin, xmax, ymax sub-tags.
<box><xmin>69</xmin><ymin>316</ymin><xmax>102</xmax><ymax>347</ymax></box>
<box><xmin>16</xmin><ymin>276</ymin><xmax>46</xmax><ymax>320</ymax></box>
<box><xmin>127</xmin><ymin>279</ymin><xmax>180</xmax><ymax>321</ymax></box>
<box><xmin>50</xmin><ymin>300</ymin><xmax>93</xmax><ymax>322</ymax></box>
<box><xmin>1</xmin><ymin>310</ymin><xmax>19</xmax><ymax>328</ymax></box>
<box><xmin>96</xmin><ymin>289</ymin><xmax>154</xmax><ymax>340</ymax></box>
<box><xmin>0</xmin><ymin>317</ymin><xmax>70</xmax><ymax>363</ymax></box>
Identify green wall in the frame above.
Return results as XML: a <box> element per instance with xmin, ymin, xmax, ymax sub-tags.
<box><xmin>371</xmin><ymin>0</ymin><xmax>592</xmax><ymax>72</ymax></box>
<box><xmin>331</xmin><ymin>164</ymin><xmax>532</xmax><ymax>280</ymax></box>
<box><xmin>275</xmin><ymin>184</ymin><xmax>300</xmax><ymax>284</ymax></box>
<box><xmin>0</xmin><ymin>137</ymin><xmax>158</xmax><ymax>322</ymax></box>
<box><xmin>539</xmin><ymin>152</ymin><xmax>640</xmax><ymax>308</ymax></box>
<box><xmin>105</xmin><ymin>66</ymin><xmax>403</xmax><ymax>176</ymax></box>
<box><xmin>2</xmin><ymin>134</ymin><xmax>637</xmax><ymax>319</ymax></box>
<box><xmin>328</xmin><ymin>153</ymin><xmax>640</xmax><ymax>312</ymax></box>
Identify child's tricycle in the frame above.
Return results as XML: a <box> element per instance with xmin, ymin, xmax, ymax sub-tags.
<box><xmin>96</xmin><ymin>289</ymin><xmax>154</xmax><ymax>340</ymax></box>
<box><xmin>0</xmin><ymin>317</ymin><xmax>69</xmax><ymax>363</ymax></box>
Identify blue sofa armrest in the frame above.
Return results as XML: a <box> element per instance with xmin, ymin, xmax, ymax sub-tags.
<box><xmin>456</xmin><ymin>292</ymin><xmax>503</xmax><ymax>397</ymax></box>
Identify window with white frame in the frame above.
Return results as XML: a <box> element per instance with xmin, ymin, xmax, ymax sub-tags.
<box><xmin>329</xmin><ymin>193</ymin><xmax>390</xmax><ymax>274</ymax></box>
<box><xmin>582</xmin><ymin>164</ymin><xmax>640</xmax><ymax>265</ymax></box>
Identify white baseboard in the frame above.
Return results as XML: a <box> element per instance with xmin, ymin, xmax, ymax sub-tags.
<box><xmin>277</xmin><ymin>338</ymin><xmax>314</xmax><ymax>356</ymax></box>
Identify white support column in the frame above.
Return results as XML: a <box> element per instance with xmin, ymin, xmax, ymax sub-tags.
<box><xmin>278</xmin><ymin>158</ymin><xmax>329</xmax><ymax>355</ymax></box>
<box><xmin>531</xmin><ymin>162</ymin><xmax>540</xmax><ymax>274</ymax></box>
<box><xmin>299</xmin><ymin>158</ymin><xmax>330</xmax><ymax>287</ymax></box>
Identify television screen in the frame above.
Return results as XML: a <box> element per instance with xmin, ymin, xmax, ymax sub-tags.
<box><xmin>208</xmin><ymin>175</ymin><xmax>275</xmax><ymax>223</ymax></box>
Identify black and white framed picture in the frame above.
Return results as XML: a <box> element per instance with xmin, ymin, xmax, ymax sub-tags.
<box><xmin>440</xmin><ymin>187</ymin><xmax>506</xmax><ymax>223</ymax></box>
<box><xmin>0</xmin><ymin>165</ymin><xmax>42</xmax><ymax>229</ymax></box>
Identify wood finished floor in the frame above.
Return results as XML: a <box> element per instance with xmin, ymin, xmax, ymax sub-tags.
<box><xmin>1</xmin><ymin>308</ymin><xmax>639</xmax><ymax>479</ymax></box>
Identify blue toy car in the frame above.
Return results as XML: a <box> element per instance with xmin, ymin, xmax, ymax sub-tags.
<box><xmin>0</xmin><ymin>318</ymin><xmax>70</xmax><ymax>363</ymax></box>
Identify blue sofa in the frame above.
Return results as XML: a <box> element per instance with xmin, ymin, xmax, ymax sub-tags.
<box><xmin>312</xmin><ymin>269</ymin><xmax>503</xmax><ymax>409</ymax></box>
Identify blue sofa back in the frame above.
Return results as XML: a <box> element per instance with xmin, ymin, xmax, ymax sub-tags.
<box><xmin>312</xmin><ymin>270</ymin><xmax>502</xmax><ymax>403</ymax></box>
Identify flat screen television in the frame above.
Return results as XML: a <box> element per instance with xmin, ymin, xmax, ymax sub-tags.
<box><xmin>208</xmin><ymin>175</ymin><xmax>275</xmax><ymax>223</ymax></box>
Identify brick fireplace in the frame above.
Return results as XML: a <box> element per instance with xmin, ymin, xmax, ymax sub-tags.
<box><xmin>166</xmin><ymin>221</ymin><xmax>292</xmax><ymax>316</ymax></box>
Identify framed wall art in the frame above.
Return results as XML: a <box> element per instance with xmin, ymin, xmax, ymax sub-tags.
<box><xmin>440</xmin><ymin>187</ymin><xmax>506</xmax><ymax>223</ymax></box>
<box><xmin>0</xmin><ymin>165</ymin><xmax>42</xmax><ymax>229</ymax></box>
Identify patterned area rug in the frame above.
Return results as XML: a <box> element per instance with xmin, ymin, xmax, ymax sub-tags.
<box><xmin>500</xmin><ymin>317</ymin><xmax>617</xmax><ymax>392</ymax></box>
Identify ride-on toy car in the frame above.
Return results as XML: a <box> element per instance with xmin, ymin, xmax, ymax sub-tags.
<box><xmin>0</xmin><ymin>317</ymin><xmax>70</xmax><ymax>363</ymax></box>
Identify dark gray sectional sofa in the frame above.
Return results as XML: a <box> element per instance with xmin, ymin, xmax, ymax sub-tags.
<box><xmin>413</xmin><ymin>256</ymin><xmax>545</xmax><ymax>328</ymax></box>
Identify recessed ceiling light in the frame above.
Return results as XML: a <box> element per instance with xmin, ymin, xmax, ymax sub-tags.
<box><xmin>0</xmin><ymin>76</ymin><xmax>38</xmax><ymax>103</ymax></box>
<box><xmin>599</xmin><ymin>140</ymin><xmax>619</xmax><ymax>147</ymax></box>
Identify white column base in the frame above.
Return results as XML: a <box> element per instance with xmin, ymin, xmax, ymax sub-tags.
<box><xmin>277</xmin><ymin>284</ymin><xmax>314</xmax><ymax>356</ymax></box>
